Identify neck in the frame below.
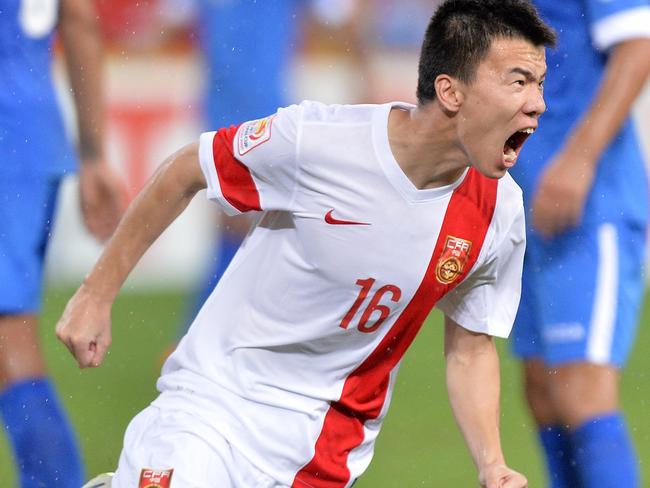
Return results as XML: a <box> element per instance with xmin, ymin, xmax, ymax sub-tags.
<box><xmin>387</xmin><ymin>101</ymin><xmax>469</xmax><ymax>190</ymax></box>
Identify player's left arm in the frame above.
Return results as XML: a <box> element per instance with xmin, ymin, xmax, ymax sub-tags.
<box><xmin>59</xmin><ymin>0</ymin><xmax>126</xmax><ymax>241</ymax></box>
<box><xmin>532</xmin><ymin>36</ymin><xmax>650</xmax><ymax>238</ymax></box>
<box><xmin>444</xmin><ymin>316</ymin><xmax>527</xmax><ymax>488</ymax></box>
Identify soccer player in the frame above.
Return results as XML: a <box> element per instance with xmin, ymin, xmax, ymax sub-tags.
<box><xmin>0</xmin><ymin>0</ymin><xmax>125</xmax><ymax>486</ymax></box>
<box><xmin>59</xmin><ymin>1</ymin><xmax>555</xmax><ymax>487</ymax></box>
<box><xmin>509</xmin><ymin>1</ymin><xmax>650</xmax><ymax>487</ymax></box>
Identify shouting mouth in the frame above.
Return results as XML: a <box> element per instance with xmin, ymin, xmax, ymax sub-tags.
<box><xmin>503</xmin><ymin>127</ymin><xmax>535</xmax><ymax>167</ymax></box>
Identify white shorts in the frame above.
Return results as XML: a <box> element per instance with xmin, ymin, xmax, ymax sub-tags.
<box><xmin>112</xmin><ymin>404</ymin><xmax>285</xmax><ymax>488</ymax></box>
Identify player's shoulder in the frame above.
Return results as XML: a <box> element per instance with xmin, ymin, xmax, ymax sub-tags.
<box><xmin>235</xmin><ymin>100</ymin><xmax>377</xmax><ymax>156</ymax></box>
<box><xmin>285</xmin><ymin>100</ymin><xmax>381</xmax><ymax>126</ymax></box>
<box><xmin>497</xmin><ymin>171</ymin><xmax>523</xmax><ymax>202</ymax></box>
<box><xmin>472</xmin><ymin>172</ymin><xmax>525</xmax><ymax>257</ymax></box>
<box><xmin>494</xmin><ymin>172</ymin><xmax>524</xmax><ymax>227</ymax></box>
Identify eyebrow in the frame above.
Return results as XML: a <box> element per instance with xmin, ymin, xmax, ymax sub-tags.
<box><xmin>510</xmin><ymin>67</ymin><xmax>546</xmax><ymax>81</ymax></box>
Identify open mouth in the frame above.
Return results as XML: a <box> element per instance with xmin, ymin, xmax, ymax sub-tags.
<box><xmin>503</xmin><ymin>128</ymin><xmax>535</xmax><ymax>166</ymax></box>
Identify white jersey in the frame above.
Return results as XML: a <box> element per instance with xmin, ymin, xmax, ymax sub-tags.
<box><xmin>155</xmin><ymin>101</ymin><xmax>525</xmax><ymax>487</ymax></box>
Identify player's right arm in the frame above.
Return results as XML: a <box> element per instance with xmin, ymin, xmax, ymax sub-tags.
<box><xmin>56</xmin><ymin>143</ymin><xmax>206</xmax><ymax>368</ymax></box>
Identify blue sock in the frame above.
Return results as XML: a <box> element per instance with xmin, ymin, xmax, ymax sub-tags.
<box><xmin>571</xmin><ymin>412</ymin><xmax>639</xmax><ymax>488</ymax></box>
<box><xmin>538</xmin><ymin>425</ymin><xmax>580</xmax><ymax>488</ymax></box>
<box><xmin>0</xmin><ymin>378</ymin><xmax>84</xmax><ymax>488</ymax></box>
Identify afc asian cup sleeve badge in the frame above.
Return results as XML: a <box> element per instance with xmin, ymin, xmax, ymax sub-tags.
<box><xmin>139</xmin><ymin>468</ymin><xmax>174</xmax><ymax>488</ymax></box>
<box><xmin>435</xmin><ymin>236</ymin><xmax>472</xmax><ymax>285</ymax></box>
<box><xmin>237</xmin><ymin>115</ymin><xmax>275</xmax><ymax>156</ymax></box>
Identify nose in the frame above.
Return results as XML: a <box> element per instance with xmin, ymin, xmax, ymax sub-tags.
<box><xmin>524</xmin><ymin>87</ymin><xmax>546</xmax><ymax>118</ymax></box>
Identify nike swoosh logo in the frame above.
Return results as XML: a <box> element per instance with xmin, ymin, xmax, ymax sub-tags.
<box><xmin>324</xmin><ymin>209</ymin><xmax>370</xmax><ymax>226</ymax></box>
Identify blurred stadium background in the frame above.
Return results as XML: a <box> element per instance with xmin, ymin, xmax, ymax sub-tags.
<box><xmin>2</xmin><ymin>0</ymin><xmax>649</xmax><ymax>485</ymax></box>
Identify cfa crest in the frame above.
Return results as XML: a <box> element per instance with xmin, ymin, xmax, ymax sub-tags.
<box><xmin>237</xmin><ymin>115</ymin><xmax>275</xmax><ymax>155</ymax></box>
<box><xmin>139</xmin><ymin>468</ymin><xmax>173</xmax><ymax>488</ymax></box>
<box><xmin>435</xmin><ymin>235</ymin><xmax>472</xmax><ymax>284</ymax></box>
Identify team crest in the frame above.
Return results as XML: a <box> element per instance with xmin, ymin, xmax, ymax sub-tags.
<box><xmin>139</xmin><ymin>468</ymin><xmax>173</xmax><ymax>488</ymax></box>
<box><xmin>237</xmin><ymin>115</ymin><xmax>275</xmax><ymax>155</ymax></box>
<box><xmin>435</xmin><ymin>236</ymin><xmax>472</xmax><ymax>285</ymax></box>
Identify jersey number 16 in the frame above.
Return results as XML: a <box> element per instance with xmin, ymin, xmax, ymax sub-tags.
<box><xmin>339</xmin><ymin>278</ymin><xmax>402</xmax><ymax>333</ymax></box>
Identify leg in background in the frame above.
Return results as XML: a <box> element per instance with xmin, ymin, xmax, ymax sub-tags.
<box><xmin>0</xmin><ymin>314</ymin><xmax>85</xmax><ymax>488</ymax></box>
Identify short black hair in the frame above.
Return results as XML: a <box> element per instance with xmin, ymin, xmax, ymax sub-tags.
<box><xmin>416</xmin><ymin>0</ymin><xmax>556</xmax><ymax>105</ymax></box>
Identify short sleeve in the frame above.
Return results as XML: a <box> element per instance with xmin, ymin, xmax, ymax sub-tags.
<box><xmin>198</xmin><ymin>104</ymin><xmax>302</xmax><ymax>215</ymax></box>
<box><xmin>436</xmin><ymin>205</ymin><xmax>526</xmax><ymax>338</ymax></box>
<box><xmin>586</xmin><ymin>1</ymin><xmax>650</xmax><ymax>51</ymax></box>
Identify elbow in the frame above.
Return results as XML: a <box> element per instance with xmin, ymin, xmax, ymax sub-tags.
<box><xmin>163</xmin><ymin>142</ymin><xmax>207</xmax><ymax>198</ymax></box>
<box><xmin>445</xmin><ymin>347</ymin><xmax>483</xmax><ymax>370</ymax></box>
<box><xmin>444</xmin><ymin>331</ymin><xmax>496</xmax><ymax>367</ymax></box>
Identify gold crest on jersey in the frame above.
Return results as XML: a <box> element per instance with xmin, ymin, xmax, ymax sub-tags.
<box><xmin>237</xmin><ymin>115</ymin><xmax>275</xmax><ymax>155</ymax></box>
<box><xmin>139</xmin><ymin>468</ymin><xmax>173</xmax><ymax>488</ymax></box>
<box><xmin>436</xmin><ymin>236</ymin><xmax>472</xmax><ymax>284</ymax></box>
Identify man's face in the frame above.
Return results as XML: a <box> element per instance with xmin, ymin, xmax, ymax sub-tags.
<box><xmin>456</xmin><ymin>37</ymin><xmax>547</xmax><ymax>178</ymax></box>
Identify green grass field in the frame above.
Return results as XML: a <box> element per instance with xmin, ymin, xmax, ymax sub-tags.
<box><xmin>1</xmin><ymin>287</ymin><xmax>648</xmax><ymax>486</ymax></box>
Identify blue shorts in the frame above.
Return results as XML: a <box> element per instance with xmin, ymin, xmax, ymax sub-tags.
<box><xmin>0</xmin><ymin>176</ymin><xmax>62</xmax><ymax>314</ymax></box>
<box><xmin>511</xmin><ymin>221</ymin><xmax>646</xmax><ymax>368</ymax></box>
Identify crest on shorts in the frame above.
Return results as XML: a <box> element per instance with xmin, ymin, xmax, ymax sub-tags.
<box><xmin>237</xmin><ymin>115</ymin><xmax>275</xmax><ymax>155</ymax></box>
<box><xmin>435</xmin><ymin>235</ymin><xmax>472</xmax><ymax>284</ymax></box>
<box><xmin>139</xmin><ymin>468</ymin><xmax>174</xmax><ymax>488</ymax></box>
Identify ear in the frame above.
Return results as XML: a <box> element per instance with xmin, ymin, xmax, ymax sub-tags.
<box><xmin>434</xmin><ymin>74</ymin><xmax>464</xmax><ymax>113</ymax></box>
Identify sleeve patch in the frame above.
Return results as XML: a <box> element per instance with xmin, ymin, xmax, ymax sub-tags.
<box><xmin>237</xmin><ymin>115</ymin><xmax>275</xmax><ymax>156</ymax></box>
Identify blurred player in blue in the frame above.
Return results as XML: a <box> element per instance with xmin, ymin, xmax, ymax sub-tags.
<box><xmin>510</xmin><ymin>1</ymin><xmax>650</xmax><ymax>487</ymax></box>
<box><xmin>0</xmin><ymin>0</ymin><xmax>125</xmax><ymax>486</ymax></box>
<box><xmin>178</xmin><ymin>0</ymin><xmax>361</xmax><ymax>323</ymax></box>
<box><xmin>179</xmin><ymin>0</ymin><xmax>305</xmax><ymax>320</ymax></box>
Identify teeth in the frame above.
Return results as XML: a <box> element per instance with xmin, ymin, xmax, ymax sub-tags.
<box><xmin>518</xmin><ymin>128</ymin><xmax>535</xmax><ymax>134</ymax></box>
<box><xmin>504</xmin><ymin>147</ymin><xmax>517</xmax><ymax>162</ymax></box>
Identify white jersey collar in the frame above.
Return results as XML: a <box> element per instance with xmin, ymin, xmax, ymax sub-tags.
<box><xmin>372</xmin><ymin>102</ymin><xmax>469</xmax><ymax>203</ymax></box>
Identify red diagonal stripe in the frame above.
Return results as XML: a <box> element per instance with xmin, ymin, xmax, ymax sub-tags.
<box><xmin>212</xmin><ymin>125</ymin><xmax>262</xmax><ymax>212</ymax></box>
<box><xmin>292</xmin><ymin>168</ymin><xmax>498</xmax><ymax>488</ymax></box>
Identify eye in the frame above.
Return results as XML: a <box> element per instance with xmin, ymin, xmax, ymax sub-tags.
<box><xmin>514</xmin><ymin>79</ymin><xmax>525</xmax><ymax>86</ymax></box>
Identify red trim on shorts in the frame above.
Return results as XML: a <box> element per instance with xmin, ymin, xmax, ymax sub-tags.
<box><xmin>212</xmin><ymin>126</ymin><xmax>262</xmax><ymax>212</ymax></box>
<box><xmin>291</xmin><ymin>168</ymin><xmax>498</xmax><ymax>488</ymax></box>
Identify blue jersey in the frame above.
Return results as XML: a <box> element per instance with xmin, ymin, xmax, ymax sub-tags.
<box><xmin>197</xmin><ymin>0</ymin><xmax>302</xmax><ymax>127</ymax></box>
<box><xmin>0</xmin><ymin>0</ymin><xmax>77</xmax><ymax>178</ymax></box>
<box><xmin>510</xmin><ymin>0</ymin><xmax>650</xmax><ymax>226</ymax></box>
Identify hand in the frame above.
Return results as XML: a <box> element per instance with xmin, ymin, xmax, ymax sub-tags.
<box><xmin>78</xmin><ymin>160</ymin><xmax>127</xmax><ymax>241</ymax></box>
<box><xmin>479</xmin><ymin>463</ymin><xmax>528</xmax><ymax>488</ymax></box>
<box><xmin>55</xmin><ymin>284</ymin><xmax>113</xmax><ymax>368</ymax></box>
<box><xmin>531</xmin><ymin>150</ymin><xmax>595</xmax><ymax>238</ymax></box>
